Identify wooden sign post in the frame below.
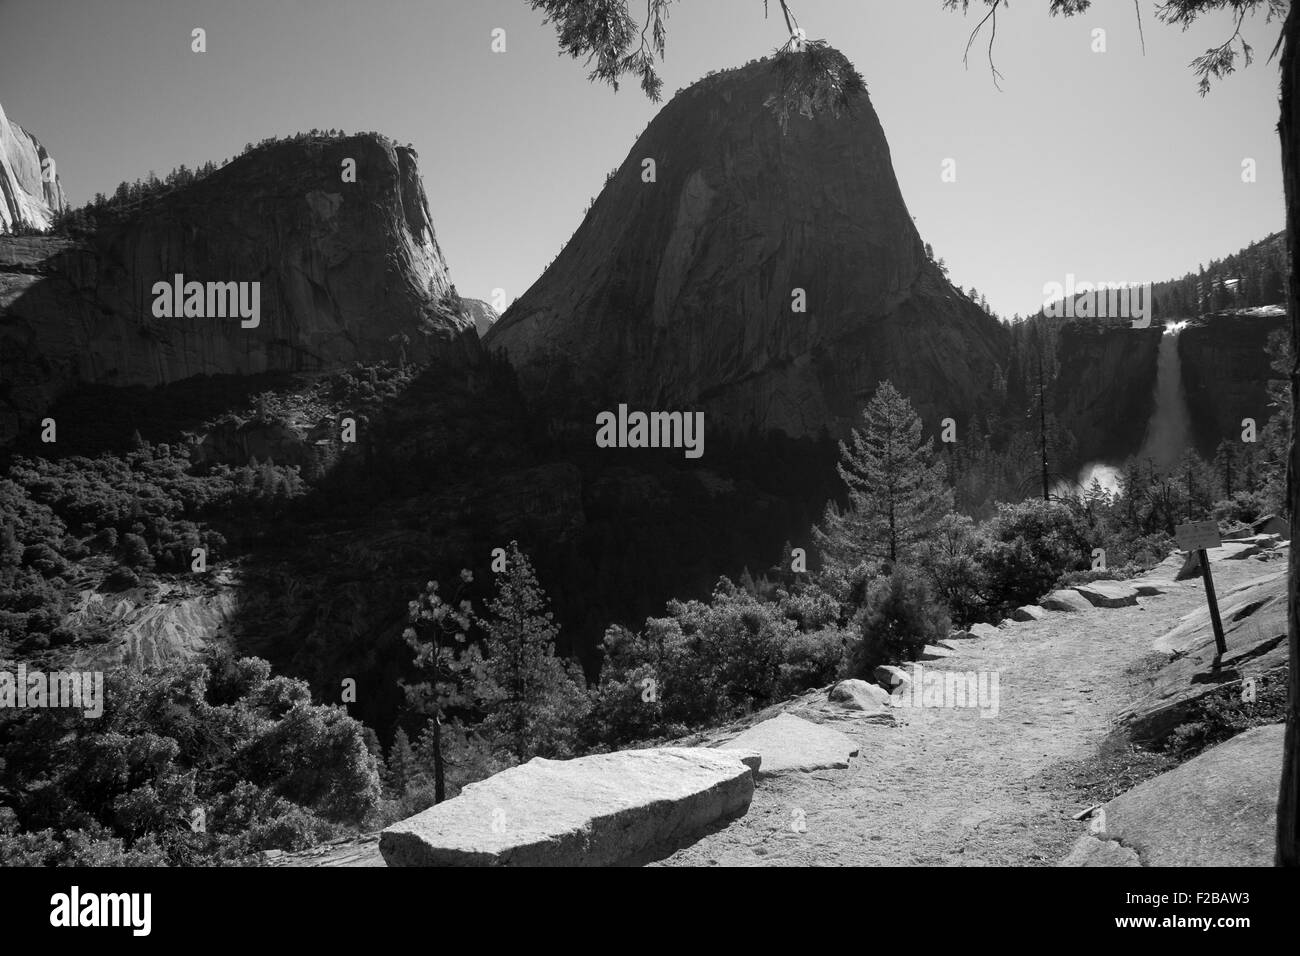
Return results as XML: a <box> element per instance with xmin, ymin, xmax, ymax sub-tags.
<box><xmin>1175</xmin><ymin>520</ymin><xmax>1226</xmax><ymax>656</ymax></box>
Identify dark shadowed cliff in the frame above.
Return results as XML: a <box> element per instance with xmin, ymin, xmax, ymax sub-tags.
<box><xmin>0</xmin><ymin>133</ymin><xmax>478</xmax><ymax>444</ymax></box>
<box><xmin>485</xmin><ymin>56</ymin><xmax>1007</xmax><ymax>440</ymax></box>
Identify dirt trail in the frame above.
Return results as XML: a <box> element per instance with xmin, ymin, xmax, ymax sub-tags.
<box><xmin>656</xmin><ymin>558</ymin><xmax>1278</xmax><ymax>867</ymax></box>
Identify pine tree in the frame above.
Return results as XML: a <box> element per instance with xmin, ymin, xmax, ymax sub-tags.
<box><xmin>813</xmin><ymin>381</ymin><xmax>953</xmax><ymax>570</ymax></box>
<box><xmin>477</xmin><ymin>541</ymin><xmax>589</xmax><ymax>762</ymax></box>
<box><xmin>401</xmin><ymin>572</ymin><xmax>481</xmax><ymax>803</ymax></box>
<box><xmin>385</xmin><ymin>727</ymin><xmax>417</xmax><ymax>796</ymax></box>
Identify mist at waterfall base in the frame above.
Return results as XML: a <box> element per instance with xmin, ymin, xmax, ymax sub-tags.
<box><xmin>1052</xmin><ymin>322</ymin><xmax>1191</xmax><ymax>501</ymax></box>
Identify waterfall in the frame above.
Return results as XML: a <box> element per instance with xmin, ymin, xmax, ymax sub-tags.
<box><xmin>1137</xmin><ymin>320</ymin><xmax>1191</xmax><ymax>471</ymax></box>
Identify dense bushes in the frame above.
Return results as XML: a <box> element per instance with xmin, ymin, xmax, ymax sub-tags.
<box><xmin>843</xmin><ymin>565</ymin><xmax>949</xmax><ymax>677</ymax></box>
<box><xmin>0</xmin><ymin>651</ymin><xmax>380</xmax><ymax>865</ymax></box>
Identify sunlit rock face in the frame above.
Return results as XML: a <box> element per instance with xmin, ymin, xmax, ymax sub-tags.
<box><xmin>0</xmin><ymin>100</ymin><xmax>66</xmax><ymax>232</ymax></box>
<box><xmin>485</xmin><ymin>55</ymin><xmax>1006</xmax><ymax>440</ymax></box>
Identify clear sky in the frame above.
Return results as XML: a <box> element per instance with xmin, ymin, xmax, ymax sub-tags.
<box><xmin>0</xmin><ymin>0</ymin><xmax>1286</xmax><ymax>318</ymax></box>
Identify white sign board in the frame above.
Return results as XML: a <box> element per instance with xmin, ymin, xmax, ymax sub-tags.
<box><xmin>1175</xmin><ymin>520</ymin><xmax>1222</xmax><ymax>552</ymax></box>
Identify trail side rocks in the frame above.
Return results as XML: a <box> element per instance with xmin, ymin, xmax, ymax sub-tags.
<box><xmin>1175</xmin><ymin>535</ymin><xmax>1281</xmax><ymax>580</ymax></box>
<box><xmin>1120</xmin><ymin>571</ymin><xmax>1286</xmax><ymax>746</ymax></box>
<box><xmin>1041</xmin><ymin>590</ymin><xmax>1094</xmax><ymax>613</ymax></box>
<box><xmin>1013</xmin><ymin>605</ymin><xmax>1045</xmax><ymax>622</ymax></box>
<box><xmin>379</xmin><ymin>747</ymin><xmax>761</xmax><ymax>867</ymax></box>
<box><xmin>1061</xmin><ymin>724</ymin><xmax>1283</xmax><ymax>866</ymax></box>
<box><xmin>1073</xmin><ymin>582</ymin><xmax>1139</xmax><ymax>609</ymax></box>
<box><xmin>827</xmin><ymin>679</ymin><xmax>891</xmax><ymax>715</ymax></box>
<box><xmin>716</xmin><ymin>713</ymin><xmax>860</xmax><ymax>776</ymax></box>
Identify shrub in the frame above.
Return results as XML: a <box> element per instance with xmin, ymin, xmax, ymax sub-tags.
<box><xmin>777</xmin><ymin>627</ymin><xmax>848</xmax><ymax>696</ymax></box>
<box><xmin>104</xmin><ymin>566</ymin><xmax>140</xmax><ymax>592</ymax></box>
<box><xmin>980</xmin><ymin>499</ymin><xmax>1091</xmax><ymax>613</ymax></box>
<box><xmin>844</xmin><ymin>564</ymin><xmax>949</xmax><ymax>677</ymax></box>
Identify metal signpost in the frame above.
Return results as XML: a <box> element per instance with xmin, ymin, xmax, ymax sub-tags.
<box><xmin>1175</xmin><ymin>520</ymin><xmax>1226</xmax><ymax>655</ymax></box>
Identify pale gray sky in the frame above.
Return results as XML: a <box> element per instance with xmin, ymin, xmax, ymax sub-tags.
<box><xmin>0</xmin><ymin>0</ymin><xmax>1286</xmax><ymax>318</ymax></box>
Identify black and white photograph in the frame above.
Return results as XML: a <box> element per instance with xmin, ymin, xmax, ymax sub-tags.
<box><xmin>0</xmin><ymin>0</ymin><xmax>1296</xmax><ymax>932</ymax></box>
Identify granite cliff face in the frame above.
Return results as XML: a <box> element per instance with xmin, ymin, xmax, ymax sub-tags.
<box><xmin>485</xmin><ymin>57</ymin><xmax>1006</xmax><ymax>440</ymax></box>
<box><xmin>0</xmin><ymin>101</ymin><xmax>66</xmax><ymax>231</ymax></box>
<box><xmin>1179</xmin><ymin>308</ymin><xmax>1286</xmax><ymax>453</ymax></box>
<box><xmin>1054</xmin><ymin>323</ymin><xmax>1164</xmax><ymax>465</ymax></box>
<box><xmin>0</xmin><ymin>134</ymin><xmax>477</xmax><ymax>443</ymax></box>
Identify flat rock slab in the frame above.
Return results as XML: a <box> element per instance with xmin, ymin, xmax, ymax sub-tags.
<box><xmin>1124</xmin><ymin>574</ymin><xmax>1286</xmax><ymax>746</ymax></box>
<box><xmin>968</xmin><ymin>622</ymin><xmax>1000</xmax><ymax>639</ymax></box>
<box><xmin>1152</xmin><ymin>571</ymin><xmax>1284</xmax><ymax>655</ymax></box>
<box><xmin>1012</xmin><ymin>605</ymin><xmax>1045</xmax><ymax>622</ymax></box>
<box><xmin>1065</xmin><ymin>724</ymin><xmax>1283</xmax><ymax>866</ymax></box>
<box><xmin>379</xmin><ymin>747</ymin><xmax>760</xmax><ymax>867</ymax></box>
<box><xmin>718</xmin><ymin>713</ymin><xmax>859</xmax><ymax>776</ymax></box>
<box><xmin>919</xmin><ymin>644</ymin><xmax>956</xmax><ymax>660</ymax></box>
<box><xmin>1177</xmin><ymin>542</ymin><xmax>1262</xmax><ymax>579</ymax></box>
<box><xmin>1058</xmin><ymin>836</ymin><xmax>1141</xmax><ymax>867</ymax></box>
<box><xmin>1073</xmin><ymin>581</ymin><xmax>1139</xmax><ymax>608</ymax></box>
<box><xmin>1041</xmin><ymin>589</ymin><xmax>1093</xmax><ymax>613</ymax></box>
<box><xmin>828</xmin><ymin>679</ymin><xmax>891</xmax><ymax>714</ymax></box>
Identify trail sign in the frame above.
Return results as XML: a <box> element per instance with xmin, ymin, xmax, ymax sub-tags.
<box><xmin>1175</xmin><ymin>520</ymin><xmax>1222</xmax><ymax>552</ymax></box>
<box><xmin>1175</xmin><ymin>520</ymin><xmax>1226</xmax><ymax>655</ymax></box>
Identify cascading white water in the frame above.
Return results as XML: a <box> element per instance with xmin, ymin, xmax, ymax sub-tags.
<box><xmin>1136</xmin><ymin>320</ymin><xmax>1191</xmax><ymax>471</ymax></box>
<box><xmin>1062</xmin><ymin>322</ymin><xmax>1190</xmax><ymax>498</ymax></box>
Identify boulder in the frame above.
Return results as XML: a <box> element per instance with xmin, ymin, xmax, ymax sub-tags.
<box><xmin>379</xmin><ymin>747</ymin><xmax>760</xmax><ymax>867</ymax></box>
<box><xmin>1073</xmin><ymin>581</ymin><xmax>1139</xmax><ymax>608</ymax></box>
<box><xmin>946</xmin><ymin>628</ymin><xmax>974</xmax><ymax>640</ymax></box>
<box><xmin>919</xmin><ymin>644</ymin><xmax>956</xmax><ymax>660</ymax></box>
<box><xmin>717</xmin><ymin>713</ymin><xmax>859</xmax><ymax>775</ymax></box>
<box><xmin>968</xmin><ymin>622</ymin><xmax>1000</xmax><ymax>639</ymax></box>
<box><xmin>1064</xmin><ymin>724</ymin><xmax>1283</xmax><ymax>866</ymax></box>
<box><xmin>874</xmin><ymin>664</ymin><xmax>912</xmax><ymax>691</ymax></box>
<box><xmin>1041</xmin><ymin>589</ymin><xmax>1093</xmax><ymax>613</ymax></box>
<box><xmin>1012</xmin><ymin>605</ymin><xmax>1045</xmax><ymax>622</ymax></box>
<box><xmin>827</xmin><ymin>679</ymin><xmax>891</xmax><ymax>714</ymax></box>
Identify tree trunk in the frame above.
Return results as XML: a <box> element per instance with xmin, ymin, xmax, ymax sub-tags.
<box><xmin>1278</xmin><ymin>0</ymin><xmax>1300</xmax><ymax>868</ymax></box>
<box><xmin>432</xmin><ymin>712</ymin><xmax>446</xmax><ymax>804</ymax></box>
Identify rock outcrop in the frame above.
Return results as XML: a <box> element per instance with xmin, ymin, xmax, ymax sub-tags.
<box><xmin>716</xmin><ymin>712</ymin><xmax>860</xmax><ymax>775</ymax></box>
<box><xmin>379</xmin><ymin>747</ymin><xmax>760</xmax><ymax>866</ymax></box>
<box><xmin>485</xmin><ymin>55</ymin><xmax>1006</xmax><ymax>441</ymax></box>
<box><xmin>1179</xmin><ymin>308</ymin><xmax>1286</xmax><ymax>454</ymax></box>
<box><xmin>0</xmin><ymin>134</ymin><xmax>477</xmax><ymax>444</ymax></box>
<box><xmin>1122</xmin><ymin>569</ymin><xmax>1286</xmax><ymax>746</ymax></box>
<box><xmin>1062</xmin><ymin>724</ymin><xmax>1282</xmax><ymax>866</ymax></box>
<box><xmin>0</xmin><ymin>100</ymin><xmax>66</xmax><ymax>232</ymax></box>
<box><xmin>462</xmin><ymin>297</ymin><xmax>498</xmax><ymax>337</ymax></box>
